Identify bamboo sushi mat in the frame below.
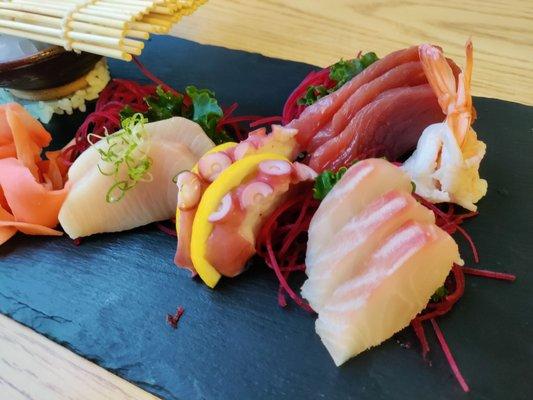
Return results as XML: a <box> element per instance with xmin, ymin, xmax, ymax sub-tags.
<box><xmin>0</xmin><ymin>0</ymin><xmax>206</xmax><ymax>61</ymax></box>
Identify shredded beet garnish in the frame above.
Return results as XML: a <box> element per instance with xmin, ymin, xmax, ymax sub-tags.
<box><xmin>133</xmin><ymin>57</ymin><xmax>178</xmax><ymax>95</ymax></box>
<box><xmin>166</xmin><ymin>306</ymin><xmax>184</xmax><ymax>329</ymax></box>
<box><xmin>249</xmin><ymin>116</ymin><xmax>283</xmax><ymax>128</ymax></box>
<box><xmin>454</xmin><ymin>225</ymin><xmax>479</xmax><ymax>263</ymax></box>
<box><xmin>63</xmin><ymin>60</ymin><xmax>270</xmax><ymax>163</ymax></box>
<box><xmin>410</xmin><ymin>319</ymin><xmax>430</xmax><ymax>359</ymax></box>
<box><xmin>430</xmin><ymin>318</ymin><xmax>470</xmax><ymax>392</ymax></box>
<box><xmin>256</xmin><ymin>185</ymin><xmax>318</xmax><ymax>311</ymax></box>
<box><xmin>281</xmin><ymin>67</ymin><xmax>335</xmax><ymax>125</ymax></box>
<box><xmin>461</xmin><ymin>266</ymin><xmax>516</xmax><ymax>281</ymax></box>
<box><xmin>62</xmin><ymin>79</ymin><xmax>156</xmax><ymax>161</ymax></box>
<box><xmin>281</xmin><ymin>68</ymin><xmax>333</xmax><ymax>124</ymax></box>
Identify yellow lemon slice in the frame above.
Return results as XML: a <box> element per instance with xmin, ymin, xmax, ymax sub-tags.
<box><xmin>191</xmin><ymin>152</ymin><xmax>288</xmax><ymax>288</ymax></box>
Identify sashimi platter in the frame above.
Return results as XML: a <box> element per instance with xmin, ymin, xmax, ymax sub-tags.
<box><xmin>0</xmin><ymin>33</ymin><xmax>531</xmax><ymax>400</ymax></box>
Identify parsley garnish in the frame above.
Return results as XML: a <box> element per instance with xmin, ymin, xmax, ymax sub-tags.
<box><xmin>119</xmin><ymin>85</ymin><xmax>233</xmax><ymax>145</ymax></box>
<box><xmin>297</xmin><ymin>52</ymin><xmax>379</xmax><ymax>106</ymax></box>
<box><xmin>313</xmin><ymin>167</ymin><xmax>348</xmax><ymax>200</ymax></box>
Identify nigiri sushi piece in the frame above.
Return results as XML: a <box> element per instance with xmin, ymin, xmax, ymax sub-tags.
<box><xmin>316</xmin><ymin>221</ymin><xmax>462</xmax><ymax>366</ymax></box>
<box><xmin>302</xmin><ymin>190</ymin><xmax>435</xmax><ymax>311</ymax></box>
<box><xmin>306</xmin><ymin>158</ymin><xmax>411</xmax><ymax>270</ymax></box>
<box><xmin>59</xmin><ymin>116</ymin><xmax>214</xmax><ymax>239</ymax></box>
<box><xmin>402</xmin><ymin>41</ymin><xmax>487</xmax><ymax>211</ymax></box>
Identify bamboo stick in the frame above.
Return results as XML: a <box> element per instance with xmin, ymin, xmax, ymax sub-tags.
<box><xmin>0</xmin><ymin>0</ymin><xmax>206</xmax><ymax>61</ymax></box>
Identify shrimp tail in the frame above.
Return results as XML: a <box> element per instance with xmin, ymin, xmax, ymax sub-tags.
<box><xmin>419</xmin><ymin>40</ymin><xmax>474</xmax><ymax>146</ymax></box>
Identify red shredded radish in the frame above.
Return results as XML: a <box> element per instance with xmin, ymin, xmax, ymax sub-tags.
<box><xmin>455</xmin><ymin>225</ymin><xmax>480</xmax><ymax>263</ymax></box>
<box><xmin>250</xmin><ymin>116</ymin><xmax>283</xmax><ymax>128</ymax></box>
<box><xmin>411</xmin><ymin>319</ymin><xmax>430</xmax><ymax>359</ymax></box>
<box><xmin>166</xmin><ymin>306</ymin><xmax>185</xmax><ymax>329</ymax></box>
<box><xmin>256</xmin><ymin>185</ymin><xmax>319</xmax><ymax>310</ymax></box>
<box><xmin>461</xmin><ymin>266</ymin><xmax>516</xmax><ymax>281</ymax></box>
<box><xmin>133</xmin><ymin>57</ymin><xmax>178</xmax><ymax>95</ymax></box>
<box><xmin>282</xmin><ymin>68</ymin><xmax>332</xmax><ymax>124</ymax></box>
<box><xmin>430</xmin><ymin>318</ymin><xmax>470</xmax><ymax>392</ymax></box>
<box><xmin>63</xmin><ymin>60</ymin><xmax>270</xmax><ymax>163</ymax></box>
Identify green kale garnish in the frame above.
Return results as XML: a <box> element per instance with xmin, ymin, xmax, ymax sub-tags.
<box><xmin>298</xmin><ymin>52</ymin><xmax>379</xmax><ymax>106</ymax></box>
<box><xmin>119</xmin><ymin>85</ymin><xmax>233</xmax><ymax>145</ymax></box>
<box><xmin>313</xmin><ymin>167</ymin><xmax>348</xmax><ymax>200</ymax></box>
<box><xmin>145</xmin><ymin>86</ymin><xmax>185</xmax><ymax>121</ymax></box>
<box><xmin>297</xmin><ymin>85</ymin><xmax>329</xmax><ymax>106</ymax></box>
<box><xmin>185</xmin><ymin>86</ymin><xmax>232</xmax><ymax>145</ymax></box>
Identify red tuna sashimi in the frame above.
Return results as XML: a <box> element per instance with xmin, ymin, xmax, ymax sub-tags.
<box><xmin>307</xmin><ymin>61</ymin><xmax>427</xmax><ymax>152</ymax></box>
<box><xmin>306</xmin><ymin>159</ymin><xmax>411</xmax><ymax>266</ymax></box>
<box><xmin>302</xmin><ymin>190</ymin><xmax>434</xmax><ymax>312</ymax></box>
<box><xmin>309</xmin><ymin>84</ymin><xmax>445</xmax><ymax>172</ymax></box>
<box><xmin>288</xmin><ymin>46</ymin><xmax>420</xmax><ymax>148</ymax></box>
<box><xmin>316</xmin><ymin>221</ymin><xmax>461</xmax><ymax>366</ymax></box>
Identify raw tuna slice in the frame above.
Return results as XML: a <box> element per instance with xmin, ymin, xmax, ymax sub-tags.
<box><xmin>316</xmin><ymin>221</ymin><xmax>461</xmax><ymax>366</ymax></box>
<box><xmin>306</xmin><ymin>159</ymin><xmax>411</xmax><ymax>267</ymax></box>
<box><xmin>307</xmin><ymin>61</ymin><xmax>427</xmax><ymax>152</ymax></box>
<box><xmin>302</xmin><ymin>190</ymin><xmax>434</xmax><ymax>311</ymax></box>
<box><xmin>289</xmin><ymin>46</ymin><xmax>420</xmax><ymax>148</ymax></box>
<box><xmin>309</xmin><ymin>84</ymin><xmax>444</xmax><ymax>172</ymax></box>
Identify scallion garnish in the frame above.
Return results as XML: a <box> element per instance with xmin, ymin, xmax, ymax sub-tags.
<box><xmin>94</xmin><ymin>112</ymin><xmax>153</xmax><ymax>203</ymax></box>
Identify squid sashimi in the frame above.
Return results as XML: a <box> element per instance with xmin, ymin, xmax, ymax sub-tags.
<box><xmin>316</xmin><ymin>221</ymin><xmax>462</xmax><ymax>366</ymax></box>
<box><xmin>302</xmin><ymin>190</ymin><xmax>434</xmax><ymax>311</ymax></box>
<box><xmin>309</xmin><ymin>84</ymin><xmax>445</xmax><ymax>171</ymax></box>
<box><xmin>402</xmin><ymin>41</ymin><xmax>487</xmax><ymax>211</ymax></box>
<box><xmin>307</xmin><ymin>60</ymin><xmax>428</xmax><ymax>152</ymax></box>
<box><xmin>306</xmin><ymin>158</ymin><xmax>411</xmax><ymax>266</ymax></box>
<box><xmin>0</xmin><ymin>103</ymin><xmax>68</xmax><ymax>245</ymax></box>
<box><xmin>289</xmin><ymin>46</ymin><xmax>421</xmax><ymax>147</ymax></box>
<box><xmin>174</xmin><ymin>125</ymin><xmax>305</xmax><ymax>278</ymax></box>
<box><xmin>59</xmin><ymin>116</ymin><xmax>213</xmax><ymax>239</ymax></box>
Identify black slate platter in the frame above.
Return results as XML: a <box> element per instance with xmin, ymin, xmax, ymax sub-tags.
<box><xmin>1</xmin><ymin>36</ymin><xmax>532</xmax><ymax>400</ymax></box>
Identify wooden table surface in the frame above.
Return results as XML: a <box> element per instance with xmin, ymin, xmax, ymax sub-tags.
<box><xmin>1</xmin><ymin>1</ymin><xmax>532</xmax><ymax>399</ymax></box>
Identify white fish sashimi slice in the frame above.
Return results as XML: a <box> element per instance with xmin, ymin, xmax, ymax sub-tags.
<box><xmin>306</xmin><ymin>158</ymin><xmax>412</xmax><ymax>270</ymax></box>
<box><xmin>144</xmin><ymin>117</ymin><xmax>214</xmax><ymax>159</ymax></box>
<box><xmin>59</xmin><ymin>141</ymin><xmax>197</xmax><ymax>239</ymax></box>
<box><xmin>69</xmin><ymin>117</ymin><xmax>213</xmax><ymax>183</ymax></box>
<box><xmin>302</xmin><ymin>190</ymin><xmax>435</xmax><ymax>312</ymax></box>
<box><xmin>316</xmin><ymin>221</ymin><xmax>462</xmax><ymax>366</ymax></box>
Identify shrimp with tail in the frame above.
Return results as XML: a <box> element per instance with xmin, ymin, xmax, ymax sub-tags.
<box><xmin>402</xmin><ymin>40</ymin><xmax>487</xmax><ymax>211</ymax></box>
